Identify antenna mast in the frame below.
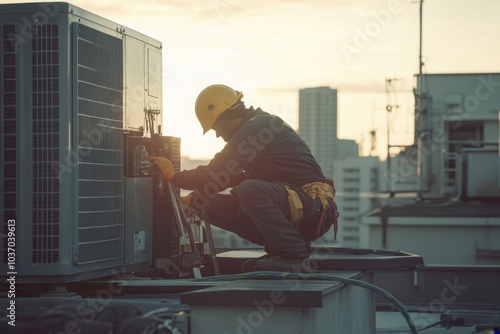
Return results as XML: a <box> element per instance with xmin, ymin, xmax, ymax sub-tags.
<box><xmin>419</xmin><ymin>0</ymin><xmax>424</xmax><ymax>80</ymax></box>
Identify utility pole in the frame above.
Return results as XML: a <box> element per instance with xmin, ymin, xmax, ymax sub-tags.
<box><xmin>385</xmin><ymin>78</ymin><xmax>399</xmax><ymax>196</ymax></box>
<box><xmin>417</xmin><ymin>0</ymin><xmax>425</xmax><ymax>195</ymax></box>
<box><xmin>415</xmin><ymin>0</ymin><xmax>424</xmax><ymax>141</ymax></box>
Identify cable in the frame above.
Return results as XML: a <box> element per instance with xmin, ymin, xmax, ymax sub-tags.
<box><xmin>417</xmin><ymin>318</ymin><xmax>449</xmax><ymax>332</ymax></box>
<box><xmin>195</xmin><ymin>271</ymin><xmax>419</xmax><ymax>334</ymax></box>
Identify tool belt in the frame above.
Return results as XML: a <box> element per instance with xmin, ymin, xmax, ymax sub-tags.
<box><xmin>285</xmin><ymin>179</ymin><xmax>339</xmax><ymax>239</ymax></box>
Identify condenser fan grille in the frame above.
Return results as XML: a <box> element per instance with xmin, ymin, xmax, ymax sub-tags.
<box><xmin>76</xmin><ymin>24</ymin><xmax>124</xmax><ymax>264</ymax></box>
<box><xmin>31</xmin><ymin>24</ymin><xmax>60</xmax><ymax>263</ymax></box>
<box><xmin>1</xmin><ymin>24</ymin><xmax>18</xmax><ymax>263</ymax></box>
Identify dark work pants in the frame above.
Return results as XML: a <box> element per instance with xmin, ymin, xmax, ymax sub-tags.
<box><xmin>206</xmin><ymin>179</ymin><xmax>332</xmax><ymax>259</ymax></box>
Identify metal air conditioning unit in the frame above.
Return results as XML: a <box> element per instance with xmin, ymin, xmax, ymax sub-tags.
<box><xmin>461</xmin><ymin>148</ymin><xmax>500</xmax><ymax>201</ymax></box>
<box><xmin>0</xmin><ymin>2</ymin><xmax>163</xmax><ymax>282</ymax></box>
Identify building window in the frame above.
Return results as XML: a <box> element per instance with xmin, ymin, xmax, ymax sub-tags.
<box><xmin>343</xmin><ymin>168</ymin><xmax>359</xmax><ymax>173</ymax></box>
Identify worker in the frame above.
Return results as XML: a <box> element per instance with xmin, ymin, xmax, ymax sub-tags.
<box><xmin>150</xmin><ymin>84</ymin><xmax>339</xmax><ymax>272</ymax></box>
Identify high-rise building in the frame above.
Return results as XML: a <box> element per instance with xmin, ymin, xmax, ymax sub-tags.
<box><xmin>299</xmin><ymin>87</ymin><xmax>338</xmax><ymax>178</ymax></box>
<box><xmin>338</xmin><ymin>139</ymin><xmax>359</xmax><ymax>161</ymax></box>
<box><xmin>331</xmin><ymin>157</ymin><xmax>382</xmax><ymax>247</ymax></box>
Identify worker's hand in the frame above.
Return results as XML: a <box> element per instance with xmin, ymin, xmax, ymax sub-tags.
<box><xmin>149</xmin><ymin>156</ymin><xmax>175</xmax><ymax>182</ymax></box>
<box><xmin>180</xmin><ymin>193</ymin><xmax>194</xmax><ymax>207</ymax></box>
<box><xmin>181</xmin><ymin>192</ymin><xmax>198</xmax><ymax>218</ymax></box>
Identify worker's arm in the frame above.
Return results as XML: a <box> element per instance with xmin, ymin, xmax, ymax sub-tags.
<box><xmin>151</xmin><ymin>113</ymin><xmax>276</xmax><ymax>191</ymax></box>
<box><xmin>148</xmin><ymin>153</ymin><xmax>244</xmax><ymax>191</ymax></box>
<box><xmin>170</xmin><ymin>153</ymin><xmax>245</xmax><ymax>190</ymax></box>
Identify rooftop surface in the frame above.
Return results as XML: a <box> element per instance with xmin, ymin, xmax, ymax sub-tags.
<box><xmin>2</xmin><ymin>248</ymin><xmax>499</xmax><ymax>333</ymax></box>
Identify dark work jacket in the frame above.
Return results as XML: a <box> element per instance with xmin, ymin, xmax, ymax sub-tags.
<box><xmin>172</xmin><ymin>107</ymin><xmax>326</xmax><ymax>191</ymax></box>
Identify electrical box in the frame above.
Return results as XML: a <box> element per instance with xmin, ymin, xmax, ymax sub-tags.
<box><xmin>123</xmin><ymin>134</ymin><xmax>182</xmax><ymax>276</ymax></box>
<box><xmin>0</xmin><ymin>2</ymin><xmax>162</xmax><ymax>282</ymax></box>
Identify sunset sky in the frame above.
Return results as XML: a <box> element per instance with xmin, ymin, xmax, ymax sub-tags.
<box><xmin>8</xmin><ymin>0</ymin><xmax>500</xmax><ymax>159</ymax></box>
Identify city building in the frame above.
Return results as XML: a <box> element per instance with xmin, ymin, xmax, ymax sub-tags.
<box><xmin>298</xmin><ymin>86</ymin><xmax>338</xmax><ymax>178</ymax></box>
<box><xmin>361</xmin><ymin>73</ymin><xmax>500</xmax><ymax>265</ymax></box>
<box><xmin>338</xmin><ymin>139</ymin><xmax>359</xmax><ymax>161</ymax></box>
<box><xmin>315</xmin><ymin>156</ymin><xmax>382</xmax><ymax>247</ymax></box>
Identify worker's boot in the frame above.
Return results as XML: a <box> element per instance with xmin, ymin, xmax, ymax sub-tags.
<box><xmin>240</xmin><ymin>254</ymin><xmax>271</xmax><ymax>272</ymax></box>
<box><xmin>253</xmin><ymin>255</ymin><xmax>311</xmax><ymax>273</ymax></box>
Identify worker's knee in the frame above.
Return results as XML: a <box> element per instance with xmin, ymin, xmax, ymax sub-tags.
<box><xmin>235</xmin><ymin>179</ymin><xmax>284</xmax><ymax>209</ymax></box>
<box><xmin>234</xmin><ymin>179</ymin><xmax>262</xmax><ymax>203</ymax></box>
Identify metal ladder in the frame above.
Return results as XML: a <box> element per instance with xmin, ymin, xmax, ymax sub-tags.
<box><xmin>443</xmin><ymin>152</ymin><xmax>459</xmax><ymax>196</ymax></box>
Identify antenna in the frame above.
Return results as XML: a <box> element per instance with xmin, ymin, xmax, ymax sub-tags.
<box><xmin>369</xmin><ymin>99</ymin><xmax>377</xmax><ymax>156</ymax></box>
<box><xmin>419</xmin><ymin>0</ymin><xmax>424</xmax><ymax>80</ymax></box>
<box><xmin>370</xmin><ymin>129</ymin><xmax>377</xmax><ymax>156</ymax></box>
<box><xmin>413</xmin><ymin>0</ymin><xmax>425</xmax><ymax>141</ymax></box>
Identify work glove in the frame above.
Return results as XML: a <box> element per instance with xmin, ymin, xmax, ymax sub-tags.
<box><xmin>148</xmin><ymin>156</ymin><xmax>175</xmax><ymax>182</ymax></box>
<box><xmin>180</xmin><ymin>193</ymin><xmax>194</xmax><ymax>207</ymax></box>
<box><xmin>180</xmin><ymin>192</ymin><xmax>197</xmax><ymax>218</ymax></box>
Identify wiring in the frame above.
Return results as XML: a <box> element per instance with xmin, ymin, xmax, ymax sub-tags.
<box><xmin>417</xmin><ymin>318</ymin><xmax>449</xmax><ymax>332</ymax></box>
<box><xmin>142</xmin><ymin>308</ymin><xmax>182</xmax><ymax>334</ymax></box>
<box><xmin>196</xmin><ymin>271</ymin><xmax>419</xmax><ymax>334</ymax></box>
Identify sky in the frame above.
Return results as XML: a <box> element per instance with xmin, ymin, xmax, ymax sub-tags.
<box><xmin>8</xmin><ymin>0</ymin><xmax>500</xmax><ymax>159</ymax></box>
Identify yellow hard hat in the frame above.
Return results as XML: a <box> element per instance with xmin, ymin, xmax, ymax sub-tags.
<box><xmin>195</xmin><ymin>84</ymin><xmax>244</xmax><ymax>134</ymax></box>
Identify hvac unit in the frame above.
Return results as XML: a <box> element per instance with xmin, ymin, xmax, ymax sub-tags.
<box><xmin>0</xmin><ymin>2</ymin><xmax>163</xmax><ymax>282</ymax></box>
<box><xmin>461</xmin><ymin>148</ymin><xmax>500</xmax><ymax>201</ymax></box>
